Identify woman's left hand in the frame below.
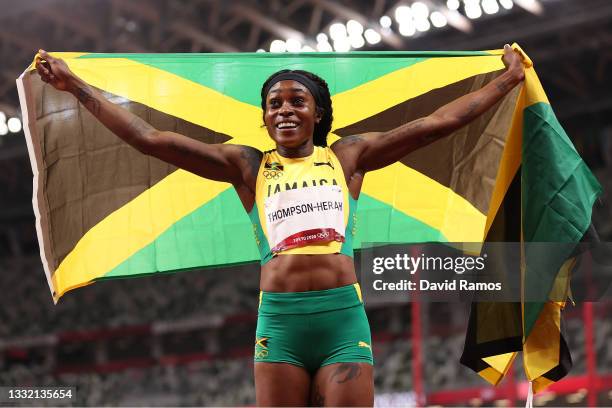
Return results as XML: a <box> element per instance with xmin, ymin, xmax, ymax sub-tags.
<box><xmin>502</xmin><ymin>44</ymin><xmax>526</xmax><ymax>82</ymax></box>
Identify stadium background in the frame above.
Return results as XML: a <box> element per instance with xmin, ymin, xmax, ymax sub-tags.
<box><xmin>0</xmin><ymin>0</ymin><xmax>610</xmax><ymax>406</ymax></box>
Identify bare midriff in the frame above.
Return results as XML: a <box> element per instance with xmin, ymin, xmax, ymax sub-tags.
<box><xmin>260</xmin><ymin>253</ymin><xmax>357</xmax><ymax>292</ymax></box>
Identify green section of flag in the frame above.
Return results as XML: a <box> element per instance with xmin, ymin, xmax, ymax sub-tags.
<box><xmin>521</xmin><ymin>102</ymin><xmax>602</xmax><ymax>337</ymax></box>
<box><xmin>77</xmin><ymin>51</ymin><xmax>490</xmax><ymax>107</ymax></box>
<box><xmin>102</xmin><ymin>188</ymin><xmax>258</xmax><ymax>278</ymax></box>
<box><xmin>354</xmin><ymin>193</ymin><xmax>447</xmax><ymax>245</ymax></box>
<box><xmin>102</xmin><ymin>188</ymin><xmax>446</xmax><ymax>279</ymax></box>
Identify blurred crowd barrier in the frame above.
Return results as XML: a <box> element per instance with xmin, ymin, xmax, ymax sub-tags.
<box><xmin>1</xmin><ymin>257</ymin><xmax>610</xmax><ymax>406</ymax></box>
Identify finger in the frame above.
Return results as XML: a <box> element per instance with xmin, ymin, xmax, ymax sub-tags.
<box><xmin>41</xmin><ymin>60</ymin><xmax>52</xmax><ymax>71</ymax></box>
<box><xmin>35</xmin><ymin>61</ymin><xmax>49</xmax><ymax>77</ymax></box>
<box><xmin>39</xmin><ymin>61</ymin><xmax>50</xmax><ymax>76</ymax></box>
<box><xmin>39</xmin><ymin>50</ymin><xmax>58</xmax><ymax>67</ymax></box>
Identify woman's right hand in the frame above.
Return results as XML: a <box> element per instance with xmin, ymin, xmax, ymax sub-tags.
<box><xmin>34</xmin><ymin>50</ymin><xmax>76</xmax><ymax>92</ymax></box>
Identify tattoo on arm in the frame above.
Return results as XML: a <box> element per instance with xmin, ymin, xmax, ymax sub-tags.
<box><xmin>496</xmin><ymin>76</ymin><xmax>514</xmax><ymax>94</ymax></box>
<box><xmin>405</xmin><ymin>118</ymin><xmax>425</xmax><ymax>132</ymax></box>
<box><xmin>384</xmin><ymin>118</ymin><xmax>426</xmax><ymax>141</ymax></box>
<box><xmin>391</xmin><ymin>118</ymin><xmax>439</xmax><ymax>145</ymax></box>
<box><xmin>75</xmin><ymin>86</ymin><xmax>101</xmax><ymax>115</ymax></box>
<box><xmin>329</xmin><ymin>363</ymin><xmax>362</xmax><ymax>384</ymax></box>
<box><xmin>335</xmin><ymin>135</ymin><xmax>364</xmax><ymax>147</ymax></box>
<box><xmin>419</xmin><ymin>130</ymin><xmax>443</xmax><ymax>144</ymax></box>
<box><xmin>458</xmin><ymin>99</ymin><xmax>482</xmax><ymax>121</ymax></box>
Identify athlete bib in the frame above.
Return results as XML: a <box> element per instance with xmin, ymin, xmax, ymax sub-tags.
<box><xmin>248</xmin><ymin>146</ymin><xmax>357</xmax><ymax>264</ymax></box>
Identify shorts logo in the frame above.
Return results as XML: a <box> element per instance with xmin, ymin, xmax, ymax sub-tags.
<box><xmin>256</xmin><ymin>337</ymin><xmax>268</xmax><ymax>349</ymax></box>
<box><xmin>255</xmin><ymin>337</ymin><xmax>269</xmax><ymax>359</ymax></box>
<box><xmin>358</xmin><ymin>341</ymin><xmax>371</xmax><ymax>351</ymax></box>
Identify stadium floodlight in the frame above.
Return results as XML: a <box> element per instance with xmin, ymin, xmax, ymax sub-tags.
<box><xmin>329</xmin><ymin>23</ymin><xmax>347</xmax><ymax>40</ymax></box>
<box><xmin>285</xmin><ymin>38</ymin><xmax>302</xmax><ymax>52</ymax></box>
<box><xmin>395</xmin><ymin>6</ymin><xmax>412</xmax><ymax>24</ymax></box>
<box><xmin>514</xmin><ymin>0</ymin><xmax>542</xmax><ymax>14</ymax></box>
<box><xmin>411</xmin><ymin>2</ymin><xmax>430</xmax><ymax>20</ymax></box>
<box><xmin>499</xmin><ymin>0</ymin><xmax>514</xmax><ymax>9</ymax></box>
<box><xmin>379</xmin><ymin>15</ymin><xmax>392</xmax><ymax>28</ymax></box>
<box><xmin>364</xmin><ymin>29</ymin><xmax>382</xmax><ymax>44</ymax></box>
<box><xmin>415</xmin><ymin>18</ymin><xmax>431</xmax><ymax>32</ymax></box>
<box><xmin>0</xmin><ymin>122</ymin><xmax>8</xmax><ymax>136</ymax></box>
<box><xmin>399</xmin><ymin>22</ymin><xmax>416</xmax><ymax>37</ymax></box>
<box><xmin>256</xmin><ymin>49</ymin><xmax>266</xmax><ymax>52</ymax></box>
<box><xmin>0</xmin><ymin>111</ymin><xmax>5</xmax><ymax>123</ymax></box>
<box><xmin>316</xmin><ymin>33</ymin><xmax>328</xmax><ymax>43</ymax></box>
<box><xmin>447</xmin><ymin>0</ymin><xmax>460</xmax><ymax>10</ymax></box>
<box><xmin>125</xmin><ymin>20</ymin><xmax>137</xmax><ymax>33</ymax></box>
<box><xmin>482</xmin><ymin>0</ymin><xmax>500</xmax><ymax>14</ymax></box>
<box><xmin>465</xmin><ymin>0</ymin><xmax>483</xmax><ymax>19</ymax></box>
<box><xmin>316</xmin><ymin>41</ymin><xmax>333</xmax><ymax>52</ymax></box>
<box><xmin>270</xmin><ymin>39</ymin><xmax>287</xmax><ymax>52</ymax></box>
<box><xmin>430</xmin><ymin>11</ymin><xmax>448</xmax><ymax>27</ymax></box>
<box><xmin>346</xmin><ymin>20</ymin><xmax>364</xmax><ymax>36</ymax></box>
<box><xmin>333</xmin><ymin>37</ymin><xmax>351</xmax><ymax>52</ymax></box>
<box><xmin>7</xmin><ymin>117</ymin><xmax>22</xmax><ymax>133</ymax></box>
<box><xmin>349</xmin><ymin>35</ymin><xmax>365</xmax><ymax>49</ymax></box>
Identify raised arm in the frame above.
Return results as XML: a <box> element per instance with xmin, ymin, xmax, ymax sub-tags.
<box><xmin>332</xmin><ymin>45</ymin><xmax>525</xmax><ymax>174</ymax></box>
<box><xmin>34</xmin><ymin>50</ymin><xmax>261</xmax><ymax>191</ymax></box>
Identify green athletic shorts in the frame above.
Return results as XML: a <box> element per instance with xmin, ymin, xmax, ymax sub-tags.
<box><xmin>254</xmin><ymin>283</ymin><xmax>373</xmax><ymax>374</ymax></box>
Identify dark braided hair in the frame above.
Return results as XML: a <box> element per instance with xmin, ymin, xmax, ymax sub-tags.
<box><xmin>260</xmin><ymin>69</ymin><xmax>333</xmax><ymax>147</ymax></box>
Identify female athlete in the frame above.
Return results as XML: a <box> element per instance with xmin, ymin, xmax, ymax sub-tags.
<box><xmin>35</xmin><ymin>45</ymin><xmax>525</xmax><ymax>406</ymax></box>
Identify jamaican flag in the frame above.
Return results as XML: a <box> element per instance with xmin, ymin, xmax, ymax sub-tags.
<box><xmin>459</xmin><ymin>55</ymin><xmax>602</xmax><ymax>393</ymax></box>
<box><xmin>18</xmin><ymin>47</ymin><xmax>600</xmax><ymax>391</ymax></box>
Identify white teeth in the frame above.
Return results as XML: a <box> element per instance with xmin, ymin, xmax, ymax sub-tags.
<box><xmin>277</xmin><ymin>122</ymin><xmax>298</xmax><ymax>129</ymax></box>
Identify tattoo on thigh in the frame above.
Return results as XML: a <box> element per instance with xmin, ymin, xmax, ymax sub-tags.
<box><xmin>311</xmin><ymin>384</ymin><xmax>325</xmax><ymax>406</ymax></box>
<box><xmin>329</xmin><ymin>363</ymin><xmax>362</xmax><ymax>384</ymax></box>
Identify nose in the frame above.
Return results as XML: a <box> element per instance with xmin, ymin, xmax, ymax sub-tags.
<box><xmin>278</xmin><ymin>101</ymin><xmax>294</xmax><ymax>116</ymax></box>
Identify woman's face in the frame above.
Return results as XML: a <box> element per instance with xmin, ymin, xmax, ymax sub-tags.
<box><xmin>264</xmin><ymin>80</ymin><xmax>321</xmax><ymax>149</ymax></box>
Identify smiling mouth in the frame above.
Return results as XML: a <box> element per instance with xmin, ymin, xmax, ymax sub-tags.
<box><xmin>276</xmin><ymin>122</ymin><xmax>299</xmax><ymax>130</ymax></box>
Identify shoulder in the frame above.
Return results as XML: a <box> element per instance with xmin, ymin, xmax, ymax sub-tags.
<box><xmin>330</xmin><ymin>135</ymin><xmax>364</xmax><ymax>174</ymax></box>
<box><xmin>235</xmin><ymin>144</ymin><xmax>264</xmax><ymax>162</ymax></box>
<box><xmin>226</xmin><ymin>145</ymin><xmax>263</xmax><ymax>184</ymax></box>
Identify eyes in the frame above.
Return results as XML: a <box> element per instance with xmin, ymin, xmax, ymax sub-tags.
<box><xmin>268</xmin><ymin>97</ymin><xmax>306</xmax><ymax>109</ymax></box>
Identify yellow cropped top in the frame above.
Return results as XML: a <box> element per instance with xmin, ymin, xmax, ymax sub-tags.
<box><xmin>248</xmin><ymin>146</ymin><xmax>357</xmax><ymax>264</ymax></box>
